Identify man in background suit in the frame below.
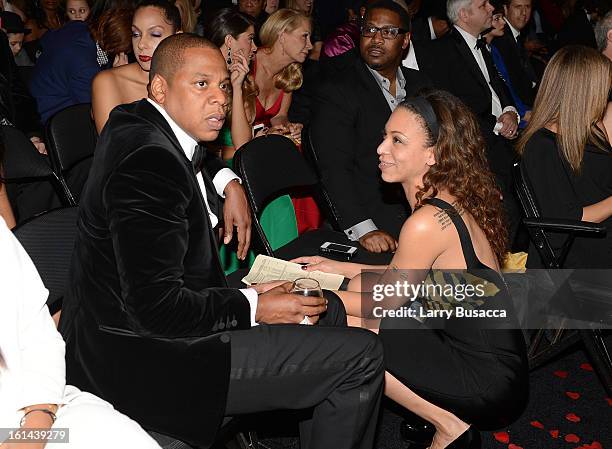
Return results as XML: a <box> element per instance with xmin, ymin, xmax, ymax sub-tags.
<box><xmin>59</xmin><ymin>34</ymin><xmax>384</xmax><ymax>449</ymax></box>
<box><xmin>492</xmin><ymin>0</ymin><xmax>537</xmax><ymax>107</ymax></box>
<box><xmin>410</xmin><ymin>0</ymin><xmax>450</xmax><ymax>42</ymax></box>
<box><xmin>418</xmin><ymin>0</ymin><xmax>521</xmax><ymax>241</ymax></box>
<box><xmin>311</xmin><ymin>0</ymin><xmax>430</xmax><ymax>253</ymax></box>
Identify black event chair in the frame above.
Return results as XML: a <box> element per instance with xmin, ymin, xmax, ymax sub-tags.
<box><xmin>1</xmin><ymin>125</ymin><xmax>74</xmax><ymax>223</ymax></box>
<box><xmin>12</xmin><ymin>206</ymin><xmax>79</xmax><ymax>314</ymax></box>
<box><xmin>513</xmin><ymin>161</ymin><xmax>612</xmax><ymax>395</ymax></box>
<box><xmin>233</xmin><ymin>134</ymin><xmax>357</xmax><ymax>259</ymax></box>
<box><xmin>300</xmin><ymin>125</ymin><xmax>341</xmax><ymax>230</ymax></box>
<box><xmin>45</xmin><ymin>103</ymin><xmax>97</xmax><ymax>203</ymax></box>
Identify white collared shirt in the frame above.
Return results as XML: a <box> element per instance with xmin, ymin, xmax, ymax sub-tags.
<box><xmin>454</xmin><ymin>25</ymin><xmax>518</xmax><ymax>125</ymax></box>
<box><xmin>147</xmin><ymin>99</ymin><xmax>259</xmax><ymax>326</ymax></box>
<box><xmin>147</xmin><ymin>99</ymin><xmax>239</xmax><ymax>229</ymax></box>
<box><xmin>505</xmin><ymin>19</ymin><xmax>521</xmax><ymax>42</ymax></box>
<box><xmin>428</xmin><ymin>16</ymin><xmax>437</xmax><ymax>40</ymax></box>
<box><xmin>402</xmin><ymin>42</ymin><xmax>420</xmax><ymax>70</ymax></box>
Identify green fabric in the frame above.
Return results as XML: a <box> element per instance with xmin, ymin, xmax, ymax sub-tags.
<box><xmin>219</xmin><ymin>154</ymin><xmax>299</xmax><ymax>274</ymax></box>
<box><xmin>218</xmin><ymin>126</ymin><xmax>234</xmax><ymax>147</ymax></box>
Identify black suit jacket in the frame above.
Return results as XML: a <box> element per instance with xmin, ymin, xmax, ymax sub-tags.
<box><xmin>59</xmin><ymin>99</ymin><xmax>251</xmax><ymax>448</ymax></box>
<box><xmin>411</xmin><ymin>16</ymin><xmax>433</xmax><ymax>42</ymax></box>
<box><xmin>310</xmin><ymin>49</ymin><xmax>431</xmax><ymax>238</ymax></box>
<box><xmin>419</xmin><ymin>29</ymin><xmax>515</xmax><ymax>133</ymax></box>
<box><xmin>492</xmin><ymin>25</ymin><xmax>537</xmax><ymax>107</ymax></box>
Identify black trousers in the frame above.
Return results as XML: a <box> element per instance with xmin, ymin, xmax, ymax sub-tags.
<box><xmin>224</xmin><ymin>293</ymin><xmax>385</xmax><ymax>449</ymax></box>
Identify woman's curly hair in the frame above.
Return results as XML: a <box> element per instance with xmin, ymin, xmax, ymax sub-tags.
<box><xmin>403</xmin><ymin>89</ymin><xmax>508</xmax><ymax>264</ymax></box>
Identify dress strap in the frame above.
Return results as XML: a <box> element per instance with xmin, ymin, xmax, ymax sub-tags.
<box><xmin>424</xmin><ymin>198</ymin><xmax>480</xmax><ymax>269</ymax></box>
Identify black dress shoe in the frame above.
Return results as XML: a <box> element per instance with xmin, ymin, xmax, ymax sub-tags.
<box><xmin>446</xmin><ymin>427</ymin><xmax>481</xmax><ymax>449</ymax></box>
<box><xmin>400</xmin><ymin>419</ymin><xmax>435</xmax><ymax>448</ymax></box>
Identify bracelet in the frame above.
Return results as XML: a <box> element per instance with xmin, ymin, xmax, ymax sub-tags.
<box><xmin>20</xmin><ymin>408</ymin><xmax>57</xmax><ymax>427</ymax></box>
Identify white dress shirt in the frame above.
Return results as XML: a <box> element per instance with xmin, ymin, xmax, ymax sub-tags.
<box><xmin>505</xmin><ymin>19</ymin><xmax>521</xmax><ymax>42</ymax></box>
<box><xmin>147</xmin><ymin>99</ymin><xmax>259</xmax><ymax>326</ymax></box>
<box><xmin>402</xmin><ymin>42</ymin><xmax>420</xmax><ymax>71</ymax></box>
<box><xmin>454</xmin><ymin>25</ymin><xmax>518</xmax><ymax>128</ymax></box>
<box><xmin>428</xmin><ymin>17</ymin><xmax>437</xmax><ymax>40</ymax></box>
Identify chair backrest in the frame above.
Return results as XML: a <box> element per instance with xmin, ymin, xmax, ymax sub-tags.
<box><xmin>12</xmin><ymin>206</ymin><xmax>79</xmax><ymax>313</ymax></box>
<box><xmin>46</xmin><ymin>103</ymin><xmax>97</xmax><ymax>173</ymax></box>
<box><xmin>299</xmin><ymin>126</ymin><xmax>341</xmax><ymax>229</ymax></box>
<box><xmin>2</xmin><ymin>125</ymin><xmax>56</xmax><ymax>181</ymax></box>
<box><xmin>1</xmin><ymin>125</ymin><xmax>76</xmax><ymax>207</ymax></box>
<box><xmin>512</xmin><ymin>161</ymin><xmax>565</xmax><ymax>268</ymax></box>
<box><xmin>234</xmin><ymin>135</ymin><xmax>318</xmax><ymax>215</ymax></box>
<box><xmin>512</xmin><ymin>161</ymin><xmax>540</xmax><ymax>220</ymax></box>
<box><xmin>234</xmin><ymin>135</ymin><xmax>321</xmax><ymax>255</ymax></box>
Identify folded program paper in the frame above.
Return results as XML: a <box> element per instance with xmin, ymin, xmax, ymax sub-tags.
<box><xmin>242</xmin><ymin>255</ymin><xmax>344</xmax><ymax>291</ymax></box>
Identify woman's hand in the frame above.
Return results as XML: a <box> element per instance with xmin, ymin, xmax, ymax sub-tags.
<box><xmin>287</xmin><ymin>122</ymin><xmax>303</xmax><ymax>142</ymax></box>
<box><xmin>291</xmin><ymin>256</ymin><xmax>353</xmax><ymax>278</ymax></box>
<box><xmin>112</xmin><ymin>52</ymin><xmax>128</xmax><ymax>67</ymax></box>
<box><xmin>229</xmin><ymin>50</ymin><xmax>250</xmax><ymax>89</ymax></box>
<box><xmin>29</xmin><ymin>136</ymin><xmax>47</xmax><ymax>155</ymax></box>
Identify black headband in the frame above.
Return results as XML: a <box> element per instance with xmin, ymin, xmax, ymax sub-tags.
<box><xmin>402</xmin><ymin>96</ymin><xmax>440</xmax><ymax>143</ymax></box>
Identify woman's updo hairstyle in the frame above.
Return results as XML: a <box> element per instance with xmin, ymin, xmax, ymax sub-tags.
<box><xmin>399</xmin><ymin>89</ymin><xmax>508</xmax><ymax>263</ymax></box>
<box><xmin>259</xmin><ymin>8</ymin><xmax>310</xmax><ymax>92</ymax></box>
<box><xmin>135</xmin><ymin>0</ymin><xmax>182</xmax><ymax>32</ymax></box>
<box><xmin>203</xmin><ymin>8</ymin><xmax>259</xmax><ymax>114</ymax></box>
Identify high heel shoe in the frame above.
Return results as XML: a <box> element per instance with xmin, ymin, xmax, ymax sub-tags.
<box><xmin>445</xmin><ymin>426</ymin><xmax>481</xmax><ymax>449</ymax></box>
<box><xmin>400</xmin><ymin>418</ymin><xmax>435</xmax><ymax>448</ymax></box>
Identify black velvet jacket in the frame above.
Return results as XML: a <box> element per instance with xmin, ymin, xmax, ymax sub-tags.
<box><xmin>59</xmin><ymin>99</ymin><xmax>251</xmax><ymax>448</ymax></box>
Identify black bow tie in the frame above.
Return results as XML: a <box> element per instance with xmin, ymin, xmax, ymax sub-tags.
<box><xmin>476</xmin><ymin>37</ymin><xmax>488</xmax><ymax>51</ymax></box>
<box><xmin>192</xmin><ymin>144</ymin><xmax>206</xmax><ymax>174</ymax></box>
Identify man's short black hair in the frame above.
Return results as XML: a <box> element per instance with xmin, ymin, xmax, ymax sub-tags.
<box><xmin>149</xmin><ymin>33</ymin><xmax>219</xmax><ymax>84</ymax></box>
<box><xmin>136</xmin><ymin>0</ymin><xmax>182</xmax><ymax>32</ymax></box>
<box><xmin>364</xmin><ymin>0</ymin><xmax>412</xmax><ymax>32</ymax></box>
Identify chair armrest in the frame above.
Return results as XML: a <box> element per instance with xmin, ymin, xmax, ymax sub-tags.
<box><xmin>523</xmin><ymin>218</ymin><xmax>606</xmax><ymax>235</ymax></box>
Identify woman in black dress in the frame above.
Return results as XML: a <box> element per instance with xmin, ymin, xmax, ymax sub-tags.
<box><xmin>517</xmin><ymin>45</ymin><xmax>612</xmax><ymax>268</ymax></box>
<box><xmin>295</xmin><ymin>90</ymin><xmax>528</xmax><ymax>448</ymax></box>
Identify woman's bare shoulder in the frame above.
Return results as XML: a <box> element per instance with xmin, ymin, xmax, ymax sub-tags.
<box><xmin>95</xmin><ymin>63</ymin><xmax>142</xmax><ymax>85</ymax></box>
<box><xmin>400</xmin><ymin>205</ymin><xmax>448</xmax><ymax>238</ymax></box>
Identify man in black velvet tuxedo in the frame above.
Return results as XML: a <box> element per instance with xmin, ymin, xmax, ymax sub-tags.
<box><xmin>311</xmin><ymin>0</ymin><xmax>430</xmax><ymax>253</ymax></box>
<box><xmin>59</xmin><ymin>34</ymin><xmax>384</xmax><ymax>449</ymax></box>
<box><xmin>491</xmin><ymin>0</ymin><xmax>537</xmax><ymax>107</ymax></box>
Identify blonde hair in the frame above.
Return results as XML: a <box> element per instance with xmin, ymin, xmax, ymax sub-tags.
<box><xmin>174</xmin><ymin>0</ymin><xmax>196</xmax><ymax>32</ymax></box>
<box><xmin>259</xmin><ymin>8</ymin><xmax>310</xmax><ymax>92</ymax></box>
<box><xmin>516</xmin><ymin>45</ymin><xmax>612</xmax><ymax>172</ymax></box>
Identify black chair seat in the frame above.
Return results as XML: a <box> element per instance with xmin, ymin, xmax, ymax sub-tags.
<box><xmin>12</xmin><ymin>206</ymin><xmax>78</xmax><ymax>313</ymax></box>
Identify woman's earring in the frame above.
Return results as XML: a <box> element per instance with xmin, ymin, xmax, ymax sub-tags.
<box><xmin>227</xmin><ymin>48</ymin><xmax>232</xmax><ymax>64</ymax></box>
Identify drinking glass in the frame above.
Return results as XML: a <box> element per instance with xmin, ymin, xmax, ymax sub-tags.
<box><xmin>291</xmin><ymin>278</ymin><xmax>323</xmax><ymax>297</ymax></box>
<box><xmin>291</xmin><ymin>278</ymin><xmax>323</xmax><ymax>325</ymax></box>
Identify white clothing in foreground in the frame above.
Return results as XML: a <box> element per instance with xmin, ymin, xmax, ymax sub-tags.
<box><xmin>0</xmin><ymin>216</ymin><xmax>161</xmax><ymax>449</ymax></box>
